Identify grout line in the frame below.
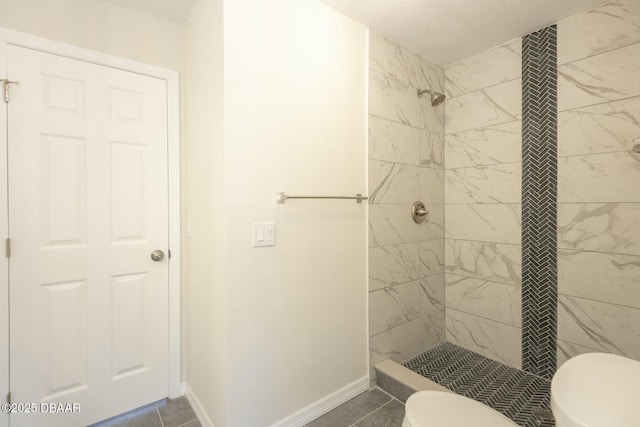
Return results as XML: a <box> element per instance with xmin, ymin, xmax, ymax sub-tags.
<box><xmin>559</xmin><ymin>293</ymin><xmax>640</xmax><ymax>312</ymax></box>
<box><xmin>423</xmin><ymin>271</ymin><xmax>446</xmax><ymax>280</ymax></box>
<box><xmin>557</xmin><ymin>201</ymin><xmax>640</xmax><ymax>205</ymax></box>
<box><xmin>558</xmin><ymin>201</ymin><xmax>640</xmax><ymax>205</ymax></box>
<box><xmin>445</xmin><ymin>272</ymin><xmax>521</xmax><ymax>288</ymax></box>
<box><xmin>444</xmin><ymin>202</ymin><xmax>522</xmax><ymax>205</ymax></box>
<box><xmin>444</xmin><ymin>160</ymin><xmax>522</xmax><ymax>171</ymax></box>
<box><xmin>369</xmin><ymin>283</ymin><xmax>424</xmax><ymax>294</ymax></box>
<box><xmin>369</xmin><ymin>240</ymin><xmax>439</xmax><ymax>249</ymax></box>
<box><xmin>369</xmin><ymin>113</ymin><xmax>446</xmax><ymax>136</ymax></box>
<box><xmin>369</xmin><ymin>318</ymin><xmax>424</xmax><ymax>339</ymax></box>
<box><xmin>558</xmin><ymin>93</ymin><xmax>640</xmax><ymax>114</ymax></box>
<box><xmin>445</xmin><ymin>119</ymin><xmax>524</xmax><ymax>136</ymax></box>
<box><xmin>445</xmin><ymin>237</ymin><xmax>521</xmax><ymax>247</ymax></box>
<box><xmin>558</xmin><ymin>149</ymin><xmax>638</xmax><ymax>159</ymax></box>
<box><xmin>369</xmin><ymin>202</ymin><xmax>446</xmax><ymax>206</ymax></box>
<box><xmin>557</xmin><ymin>93</ymin><xmax>640</xmax><ymax>113</ymax></box>
<box><xmin>558</xmin><ymin>40</ymin><xmax>640</xmax><ymax>68</ymax></box>
<box><xmin>368</xmin><ymin>113</ymin><xmax>445</xmax><ymax>134</ymax></box>
<box><xmin>369</xmin><ymin>157</ymin><xmax>445</xmax><ymax>170</ymax></box>
<box><xmin>557</xmin><ymin>246</ymin><xmax>640</xmax><ymax>258</ymax></box>
<box><xmin>446</xmin><ymin>307</ymin><xmax>521</xmax><ymax>329</ymax></box>
<box><xmin>347</xmin><ymin>388</ymin><xmax>394</xmax><ymax>426</ymax></box>
<box><xmin>445</xmin><ymin>117</ymin><xmax>522</xmax><ymax>137</ymax></box>
<box><xmin>445</xmin><ymin>97</ymin><xmax>637</xmax><ymax>138</ymax></box>
<box><xmin>349</xmin><ymin>400</ymin><xmax>395</xmax><ymax>427</ymax></box>
<box><xmin>369</xmin><ymin>240</ymin><xmax>421</xmax><ymax>249</ymax></box>
<box><xmin>367</xmin><ymin>68</ymin><xmax>416</xmax><ymax>92</ymax></box>
<box><xmin>444</xmin><ymin>237</ymin><xmax>521</xmax><ymax>245</ymax></box>
<box><xmin>375</xmin><ymin>386</ymin><xmax>401</xmax><ymax>402</ymax></box>
<box><xmin>370</xmin><ymin>202</ymin><xmax>446</xmax><ymax>205</ymax></box>
<box><xmin>156</xmin><ymin>407</ymin><xmax>165</xmax><ymax>427</ymax></box>
<box><xmin>557</xmin><ymin>337</ymin><xmax>602</xmax><ymax>354</ymax></box>
<box><xmin>444</xmin><ymin>36</ymin><xmax>520</xmax><ymax>68</ymax></box>
<box><xmin>446</xmin><ymin>201</ymin><xmax>522</xmax><ymax>206</ymax></box>
<box><xmin>444</xmin><ymin>76</ymin><xmax>522</xmax><ymax>102</ymax></box>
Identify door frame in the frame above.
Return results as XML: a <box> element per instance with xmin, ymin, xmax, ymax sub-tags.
<box><xmin>0</xmin><ymin>27</ymin><xmax>182</xmax><ymax>413</ymax></box>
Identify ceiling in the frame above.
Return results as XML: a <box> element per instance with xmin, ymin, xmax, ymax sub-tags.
<box><xmin>318</xmin><ymin>0</ymin><xmax>608</xmax><ymax>65</ymax></box>
<box><xmin>104</xmin><ymin>0</ymin><xmax>609</xmax><ymax>65</ymax></box>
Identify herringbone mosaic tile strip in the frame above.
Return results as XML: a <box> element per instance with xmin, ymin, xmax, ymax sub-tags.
<box><xmin>521</xmin><ymin>24</ymin><xmax>558</xmax><ymax>380</ymax></box>
<box><xmin>404</xmin><ymin>342</ymin><xmax>554</xmax><ymax>427</ymax></box>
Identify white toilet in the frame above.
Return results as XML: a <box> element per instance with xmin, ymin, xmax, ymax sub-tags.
<box><xmin>402</xmin><ymin>390</ymin><xmax>519</xmax><ymax>427</ymax></box>
<box><xmin>551</xmin><ymin>353</ymin><xmax>640</xmax><ymax>427</ymax></box>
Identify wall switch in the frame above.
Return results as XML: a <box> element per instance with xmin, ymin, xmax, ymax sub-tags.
<box><xmin>253</xmin><ymin>222</ymin><xmax>275</xmax><ymax>247</ymax></box>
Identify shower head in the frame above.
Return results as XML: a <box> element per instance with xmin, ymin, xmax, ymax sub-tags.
<box><xmin>417</xmin><ymin>88</ymin><xmax>446</xmax><ymax>106</ymax></box>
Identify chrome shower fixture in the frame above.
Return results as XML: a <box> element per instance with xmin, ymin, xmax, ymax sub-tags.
<box><xmin>417</xmin><ymin>88</ymin><xmax>446</xmax><ymax>106</ymax></box>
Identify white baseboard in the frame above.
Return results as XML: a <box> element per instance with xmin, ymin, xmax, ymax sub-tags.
<box><xmin>270</xmin><ymin>376</ymin><xmax>370</xmax><ymax>427</ymax></box>
<box><xmin>185</xmin><ymin>383</ymin><xmax>216</xmax><ymax>427</ymax></box>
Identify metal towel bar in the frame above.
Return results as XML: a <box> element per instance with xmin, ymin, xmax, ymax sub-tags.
<box><xmin>276</xmin><ymin>192</ymin><xmax>368</xmax><ymax>204</ymax></box>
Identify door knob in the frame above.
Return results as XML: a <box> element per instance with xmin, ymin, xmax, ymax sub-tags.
<box><xmin>150</xmin><ymin>250</ymin><xmax>165</xmax><ymax>262</ymax></box>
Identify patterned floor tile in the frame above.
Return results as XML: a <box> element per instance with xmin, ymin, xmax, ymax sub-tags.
<box><xmin>404</xmin><ymin>342</ymin><xmax>554</xmax><ymax>427</ymax></box>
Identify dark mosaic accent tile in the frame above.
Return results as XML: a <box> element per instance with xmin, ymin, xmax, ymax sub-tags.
<box><xmin>306</xmin><ymin>389</ymin><xmax>392</xmax><ymax>427</ymax></box>
<box><xmin>92</xmin><ymin>405</ymin><xmax>162</xmax><ymax>427</ymax></box>
<box><xmin>521</xmin><ymin>24</ymin><xmax>559</xmax><ymax>380</ymax></box>
<box><xmin>403</xmin><ymin>342</ymin><xmax>554</xmax><ymax>427</ymax></box>
<box><xmin>157</xmin><ymin>397</ymin><xmax>198</xmax><ymax>427</ymax></box>
<box><xmin>353</xmin><ymin>400</ymin><xmax>405</xmax><ymax>427</ymax></box>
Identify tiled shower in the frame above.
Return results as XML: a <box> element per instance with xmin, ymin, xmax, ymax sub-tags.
<box><xmin>368</xmin><ymin>30</ymin><xmax>446</xmax><ymax>380</ymax></box>
<box><xmin>368</xmin><ymin>0</ymin><xmax>640</xmax><ymax>381</ymax></box>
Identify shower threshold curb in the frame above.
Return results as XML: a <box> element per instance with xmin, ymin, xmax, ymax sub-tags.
<box><xmin>374</xmin><ymin>359</ymin><xmax>449</xmax><ymax>403</ymax></box>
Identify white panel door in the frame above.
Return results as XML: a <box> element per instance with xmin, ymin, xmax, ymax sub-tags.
<box><xmin>7</xmin><ymin>45</ymin><xmax>169</xmax><ymax>427</ymax></box>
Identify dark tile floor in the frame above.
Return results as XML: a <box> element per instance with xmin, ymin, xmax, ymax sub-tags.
<box><xmin>404</xmin><ymin>342</ymin><xmax>554</xmax><ymax>427</ymax></box>
<box><xmin>306</xmin><ymin>388</ymin><xmax>405</xmax><ymax>427</ymax></box>
<box><xmin>90</xmin><ymin>396</ymin><xmax>200</xmax><ymax>427</ymax></box>
<box><xmin>91</xmin><ymin>388</ymin><xmax>402</xmax><ymax>427</ymax></box>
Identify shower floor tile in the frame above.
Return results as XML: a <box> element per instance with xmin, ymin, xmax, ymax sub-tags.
<box><xmin>403</xmin><ymin>342</ymin><xmax>554</xmax><ymax>427</ymax></box>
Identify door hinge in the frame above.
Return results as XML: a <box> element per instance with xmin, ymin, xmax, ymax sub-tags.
<box><xmin>0</xmin><ymin>79</ymin><xmax>19</xmax><ymax>103</ymax></box>
<box><xmin>6</xmin><ymin>392</ymin><xmax>10</xmax><ymax>405</ymax></box>
<box><xmin>5</xmin><ymin>238</ymin><xmax>10</xmax><ymax>258</ymax></box>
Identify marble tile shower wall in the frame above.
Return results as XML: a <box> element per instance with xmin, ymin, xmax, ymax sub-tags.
<box><xmin>556</xmin><ymin>0</ymin><xmax>640</xmax><ymax>366</ymax></box>
<box><xmin>368</xmin><ymin>31</ymin><xmax>445</xmax><ymax>380</ymax></box>
<box><xmin>441</xmin><ymin>0</ymin><xmax>640</xmax><ymax>370</ymax></box>
<box><xmin>443</xmin><ymin>37</ymin><xmax>524</xmax><ymax>369</ymax></box>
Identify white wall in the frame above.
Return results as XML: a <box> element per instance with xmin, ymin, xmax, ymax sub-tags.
<box><xmin>183</xmin><ymin>0</ymin><xmax>227</xmax><ymax>425</ymax></box>
<box><xmin>1</xmin><ymin>1</ymin><xmax>369</xmax><ymax>425</ymax></box>
<box><xmin>0</xmin><ymin>0</ymin><xmax>183</xmax><ymax>71</ymax></box>
<box><xmin>223</xmin><ymin>0</ymin><xmax>368</xmax><ymax>425</ymax></box>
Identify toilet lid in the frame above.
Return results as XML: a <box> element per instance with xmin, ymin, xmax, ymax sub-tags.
<box><xmin>405</xmin><ymin>391</ymin><xmax>518</xmax><ymax>427</ymax></box>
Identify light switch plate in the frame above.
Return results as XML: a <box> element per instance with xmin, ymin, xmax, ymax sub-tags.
<box><xmin>253</xmin><ymin>222</ymin><xmax>275</xmax><ymax>247</ymax></box>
